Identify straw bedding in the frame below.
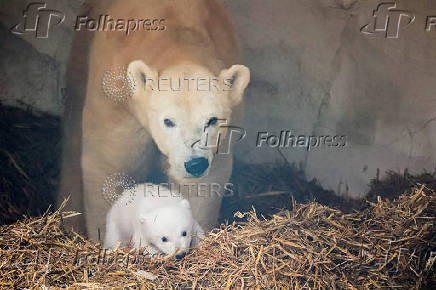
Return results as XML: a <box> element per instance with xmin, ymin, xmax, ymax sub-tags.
<box><xmin>0</xmin><ymin>185</ymin><xmax>434</xmax><ymax>289</ymax></box>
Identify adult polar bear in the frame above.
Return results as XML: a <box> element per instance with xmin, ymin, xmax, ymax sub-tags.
<box><xmin>58</xmin><ymin>0</ymin><xmax>250</xmax><ymax>241</ymax></box>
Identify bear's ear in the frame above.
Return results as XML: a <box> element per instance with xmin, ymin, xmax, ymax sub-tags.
<box><xmin>219</xmin><ymin>65</ymin><xmax>250</xmax><ymax>106</ymax></box>
<box><xmin>180</xmin><ymin>199</ymin><xmax>191</xmax><ymax>209</ymax></box>
<box><xmin>127</xmin><ymin>60</ymin><xmax>157</xmax><ymax>98</ymax></box>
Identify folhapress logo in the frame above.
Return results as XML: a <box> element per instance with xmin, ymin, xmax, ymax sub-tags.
<box><xmin>10</xmin><ymin>2</ymin><xmax>65</xmax><ymax>39</ymax></box>
<box><xmin>191</xmin><ymin>119</ymin><xmax>246</xmax><ymax>156</ymax></box>
<box><xmin>361</xmin><ymin>2</ymin><xmax>415</xmax><ymax>38</ymax></box>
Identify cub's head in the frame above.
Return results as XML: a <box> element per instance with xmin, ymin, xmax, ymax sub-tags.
<box><xmin>138</xmin><ymin>199</ymin><xmax>198</xmax><ymax>258</ymax></box>
<box><xmin>127</xmin><ymin>60</ymin><xmax>250</xmax><ymax>180</ymax></box>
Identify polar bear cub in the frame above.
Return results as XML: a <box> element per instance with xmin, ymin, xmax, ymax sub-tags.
<box><xmin>104</xmin><ymin>183</ymin><xmax>204</xmax><ymax>258</ymax></box>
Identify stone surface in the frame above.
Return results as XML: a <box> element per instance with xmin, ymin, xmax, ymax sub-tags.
<box><xmin>0</xmin><ymin>23</ymin><xmax>60</xmax><ymax>114</ymax></box>
<box><xmin>0</xmin><ymin>0</ymin><xmax>83</xmax><ymax>114</ymax></box>
<box><xmin>223</xmin><ymin>0</ymin><xmax>436</xmax><ymax>197</ymax></box>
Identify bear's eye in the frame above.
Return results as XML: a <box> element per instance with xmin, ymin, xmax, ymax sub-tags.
<box><xmin>161</xmin><ymin>236</ymin><xmax>168</xmax><ymax>242</ymax></box>
<box><xmin>207</xmin><ymin>117</ymin><xmax>218</xmax><ymax>127</ymax></box>
<box><xmin>229</xmin><ymin>76</ymin><xmax>236</xmax><ymax>86</ymax></box>
<box><xmin>182</xmin><ymin>231</ymin><xmax>187</xmax><ymax>237</ymax></box>
<box><xmin>164</xmin><ymin>118</ymin><xmax>175</xmax><ymax>128</ymax></box>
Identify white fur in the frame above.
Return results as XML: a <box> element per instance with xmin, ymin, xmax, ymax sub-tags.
<box><xmin>127</xmin><ymin>61</ymin><xmax>250</xmax><ymax>180</ymax></box>
<box><xmin>104</xmin><ymin>183</ymin><xmax>204</xmax><ymax>256</ymax></box>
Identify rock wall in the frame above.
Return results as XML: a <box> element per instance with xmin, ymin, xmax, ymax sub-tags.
<box><xmin>223</xmin><ymin>0</ymin><xmax>436</xmax><ymax>197</ymax></box>
<box><xmin>1</xmin><ymin>0</ymin><xmax>435</xmax><ymax>197</ymax></box>
<box><xmin>0</xmin><ymin>0</ymin><xmax>82</xmax><ymax>115</ymax></box>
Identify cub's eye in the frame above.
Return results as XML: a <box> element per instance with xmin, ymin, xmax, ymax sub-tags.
<box><xmin>161</xmin><ymin>236</ymin><xmax>168</xmax><ymax>242</ymax></box>
<box><xmin>207</xmin><ymin>117</ymin><xmax>218</xmax><ymax>127</ymax></box>
<box><xmin>182</xmin><ymin>231</ymin><xmax>187</xmax><ymax>237</ymax></box>
<box><xmin>164</xmin><ymin>118</ymin><xmax>175</xmax><ymax>128</ymax></box>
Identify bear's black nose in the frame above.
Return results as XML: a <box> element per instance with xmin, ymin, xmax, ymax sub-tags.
<box><xmin>184</xmin><ymin>157</ymin><xmax>209</xmax><ymax>177</ymax></box>
<box><xmin>175</xmin><ymin>252</ymin><xmax>186</xmax><ymax>260</ymax></box>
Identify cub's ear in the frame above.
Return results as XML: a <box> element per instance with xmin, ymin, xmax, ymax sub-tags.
<box><xmin>138</xmin><ymin>214</ymin><xmax>147</xmax><ymax>224</ymax></box>
<box><xmin>138</xmin><ymin>213</ymin><xmax>155</xmax><ymax>224</ymax></box>
<box><xmin>180</xmin><ymin>199</ymin><xmax>191</xmax><ymax>209</ymax></box>
<box><xmin>220</xmin><ymin>64</ymin><xmax>250</xmax><ymax>106</ymax></box>
<box><xmin>127</xmin><ymin>60</ymin><xmax>158</xmax><ymax>98</ymax></box>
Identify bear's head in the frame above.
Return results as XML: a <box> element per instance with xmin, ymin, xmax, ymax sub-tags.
<box><xmin>138</xmin><ymin>199</ymin><xmax>199</xmax><ymax>257</ymax></box>
<box><xmin>127</xmin><ymin>60</ymin><xmax>250</xmax><ymax>180</ymax></box>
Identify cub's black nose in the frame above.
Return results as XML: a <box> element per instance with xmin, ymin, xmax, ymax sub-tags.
<box><xmin>175</xmin><ymin>252</ymin><xmax>186</xmax><ymax>260</ymax></box>
<box><xmin>184</xmin><ymin>157</ymin><xmax>209</xmax><ymax>177</ymax></box>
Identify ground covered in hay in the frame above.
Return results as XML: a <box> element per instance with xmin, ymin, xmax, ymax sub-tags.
<box><xmin>0</xmin><ymin>186</ymin><xmax>434</xmax><ymax>289</ymax></box>
<box><xmin>1</xmin><ymin>104</ymin><xmax>436</xmax><ymax>288</ymax></box>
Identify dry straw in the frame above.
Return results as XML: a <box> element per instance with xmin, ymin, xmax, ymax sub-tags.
<box><xmin>1</xmin><ymin>185</ymin><xmax>434</xmax><ymax>289</ymax></box>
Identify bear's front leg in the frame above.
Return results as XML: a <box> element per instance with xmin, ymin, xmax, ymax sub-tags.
<box><xmin>80</xmin><ymin>91</ymin><xmax>152</xmax><ymax>242</ymax></box>
<box><xmin>191</xmin><ymin>220</ymin><xmax>205</xmax><ymax>247</ymax></box>
<box><xmin>81</xmin><ymin>133</ymin><xmax>141</xmax><ymax>242</ymax></box>
<box><xmin>177</xmin><ymin>153</ymin><xmax>233</xmax><ymax>232</ymax></box>
<box><xmin>82</xmin><ymin>156</ymin><xmax>112</xmax><ymax>242</ymax></box>
<box><xmin>81</xmin><ymin>143</ymin><xmax>146</xmax><ymax>242</ymax></box>
<box><xmin>104</xmin><ymin>215</ymin><xmax>122</xmax><ymax>248</ymax></box>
